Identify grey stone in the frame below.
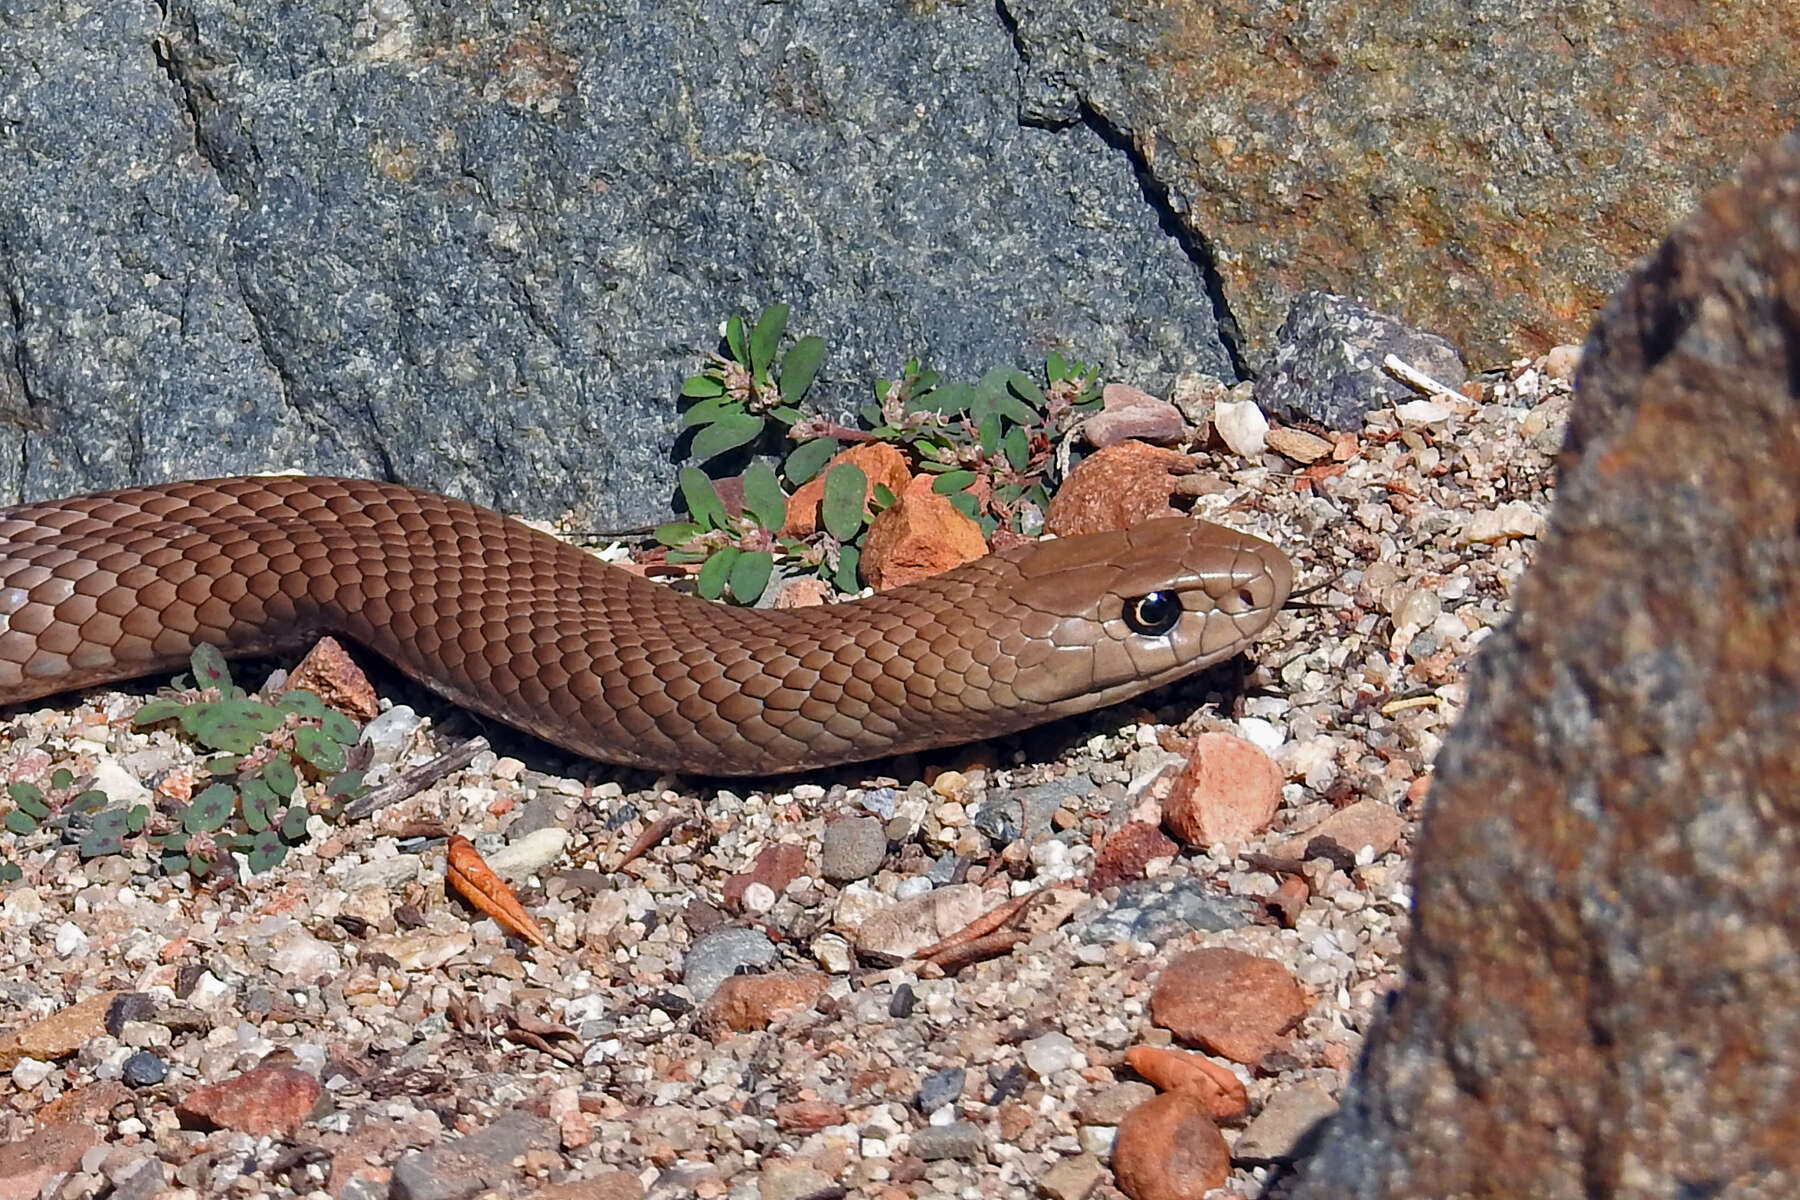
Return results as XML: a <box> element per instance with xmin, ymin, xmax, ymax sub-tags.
<box><xmin>912</xmin><ymin>1120</ymin><xmax>988</xmax><ymax>1162</ymax></box>
<box><xmin>680</xmin><ymin>926</ymin><xmax>777</xmax><ymax>1003</ymax></box>
<box><xmin>389</xmin><ymin>1110</ymin><xmax>557</xmax><ymax>1200</ymax></box>
<box><xmin>1076</xmin><ymin>878</ymin><xmax>1253</xmax><ymax>946</ymax></box>
<box><xmin>1251</xmin><ymin>292</ymin><xmax>1467</xmax><ymax>431</ymax></box>
<box><xmin>1</xmin><ymin>2</ymin><xmax>1229</xmax><ymax>524</ymax></box>
<box><xmin>913</xmin><ymin>1066</ymin><xmax>966</xmax><ymax>1113</ymax></box>
<box><xmin>819</xmin><ymin>815</ymin><xmax>887</xmax><ymax>883</ymax></box>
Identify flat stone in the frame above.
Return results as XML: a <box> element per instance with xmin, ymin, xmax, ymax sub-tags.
<box><xmin>0</xmin><ymin>1120</ymin><xmax>95</xmax><ymax>1200</ymax></box>
<box><xmin>912</xmin><ymin>1120</ymin><xmax>987</xmax><ymax>1163</ymax></box>
<box><xmin>1150</xmin><ymin>948</ymin><xmax>1309</xmax><ymax>1066</ymax></box>
<box><xmin>681</xmin><ymin>927</ymin><xmax>778</xmax><ymax>1003</ymax></box>
<box><xmin>819</xmin><ymin>815</ymin><xmax>887</xmax><ymax>884</ymax></box>
<box><xmin>851</xmin><ymin>883</ymin><xmax>990</xmax><ymax>963</ymax></box>
<box><xmin>699</xmin><ymin>971</ymin><xmax>829</xmax><ymax>1034</ymax></box>
<box><xmin>390</xmin><ymin>1111</ymin><xmax>558</xmax><ymax>1200</ymax></box>
<box><xmin>1037</xmin><ymin>1152</ymin><xmax>1106</xmax><ymax>1200</ymax></box>
<box><xmin>0</xmin><ymin>991</ymin><xmax>121</xmax><ymax>1068</ymax></box>
<box><xmin>1233</xmin><ymin>1081</ymin><xmax>1337</xmax><ymax>1164</ymax></box>
<box><xmin>1162</xmin><ymin>733</ymin><xmax>1284</xmax><ymax>848</ymax></box>
<box><xmin>1277</xmin><ymin>799</ymin><xmax>1407</xmax><ymax>868</ymax></box>
<box><xmin>175</xmin><ymin>1062</ymin><xmax>321</xmax><ymax>1137</ymax></box>
<box><xmin>1044</xmin><ymin>441</ymin><xmax>1194</xmax><ymax>536</ymax></box>
<box><xmin>860</xmin><ymin>475</ymin><xmax>989</xmax><ymax>590</ymax></box>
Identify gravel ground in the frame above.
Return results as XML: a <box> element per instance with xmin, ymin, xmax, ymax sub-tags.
<box><xmin>0</xmin><ymin>356</ymin><xmax>1569</xmax><ymax>1200</ymax></box>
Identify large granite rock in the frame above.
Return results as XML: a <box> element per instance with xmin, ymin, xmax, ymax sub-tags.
<box><xmin>1287</xmin><ymin>131</ymin><xmax>1800</xmax><ymax>1197</ymax></box>
<box><xmin>0</xmin><ymin>2</ymin><xmax>1231</xmax><ymax>523</ymax></box>
<box><xmin>1007</xmin><ymin>0</ymin><xmax>1800</xmax><ymax>364</ymax></box>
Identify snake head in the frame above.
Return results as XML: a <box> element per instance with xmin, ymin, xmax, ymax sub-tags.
<box><xmin>997</xmin><ymin>517</ymin><xmax>1293</xmax><ymax>710</ymax></box>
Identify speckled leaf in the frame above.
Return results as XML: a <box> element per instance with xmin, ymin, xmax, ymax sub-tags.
<box><xmin>294</xmin><ymin>727</ymin><xmax>347</xmax><ymax>772</ymax></box>
<box><xmin>262</xmin><ymin>758</ymin><xmax>298</xmax><ymax>798</ymax></box>
<box><xmin>183</xmin><ymin>784</ymin><xmax>237</xmax><ymax>834</ymax></box>
<box><xmin>319</xmin><ymin>710</ymin><xmax>361</xmax><ymax>745</ymax></box>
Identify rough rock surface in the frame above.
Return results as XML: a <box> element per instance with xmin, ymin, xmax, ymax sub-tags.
<box><xmin>0</xmin><ymin>1</ymin><xmax>1230</xmax><ymax>523</ymax></box>
<box><xmin>1252</xmin><ymin>292</ymin><xmax>1467</xmax><ymax>431</ymax></box>
<box><xmin>1288</xmin><ymin>131</ymin><xmax>1800</xmax><ymax>1197</ymax></box>
<box><xmin>1006</xmin><ymin>0</ymin><xmax>1800</xmax><ymax>362</ymax></box>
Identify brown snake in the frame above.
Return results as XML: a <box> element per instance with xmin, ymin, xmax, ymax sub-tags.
<box><xmin>0</xmin><ymin>477</ymin><xmax>1292</xmax><ymax>775</ymax></box>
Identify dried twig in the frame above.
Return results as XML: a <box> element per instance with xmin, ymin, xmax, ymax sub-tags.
<box><xmin>340</xmin><ymin>737</ymin><xmax>490</xmax><ymax>821</ymax></box>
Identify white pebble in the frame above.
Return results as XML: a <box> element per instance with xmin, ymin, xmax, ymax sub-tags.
<box><xmin>53</xmin><ymin>921</ymin><xmax>88</xmax><ymax>957</ymax></box>
<box><xmin>1235</xmin><ymin>716</ymin><xmax>1286</xmax><ymax>753</ymax></box>
<box><xmin>1212</xmin><ymin>398</ymin><xmax>1270</xmax><ymax>457</ymax></box>
<box><xmin>1022</xmin><ymin>1031</ymin><xmax>1088</xmax><ymax>1077</ymax></box>
<box><xmin>11</xmin><ymin>1058</ymin><xmax>53</xmax><ymax>1088</ymax></box>
<box><xmin>739</xmin><ymin>882</ymin><xmax>777</xmax><ymax>914</ymax></box>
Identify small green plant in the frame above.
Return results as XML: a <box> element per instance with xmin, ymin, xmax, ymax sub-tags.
<box><xmin>0</xmin><ymin>645</ymin><xmax>369</xmax><ymax>882</ymax></box>
<box><xmin>661</xmin><ymin>304</ymin><xmax>1105</xmax><ymax>603</ymax></box>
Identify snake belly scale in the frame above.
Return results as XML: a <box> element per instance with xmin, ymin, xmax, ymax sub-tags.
<box><xmin>0</xmin><ymin>477</ymin><xmax>1292</xmax><ymax>775</ymax></box>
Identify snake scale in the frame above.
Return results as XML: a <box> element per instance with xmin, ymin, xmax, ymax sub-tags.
<box><xmin>0</xmin><ymin>477</ymin><xmax>1292</xmax><ymax>775</ymax></box>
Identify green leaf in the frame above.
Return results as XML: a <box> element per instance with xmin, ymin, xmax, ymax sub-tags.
<box><xmin>183</xmin><ymin>783</ymin><xmax>237</xmax><ymax>834</ymax></box>
<box><xmin>49</xmin><ymin>769</ymin><xmax>73</xmax><ymax>791</ymax></box>
<box><xmin>281</xmin><ymin>805</ymin><xmax>312</xmax><ymax>841</ymax></box>
<box><xmin>994</xmin><ymin>387</ymin><xmax>1040</xmax><ymax>426</ymax></box>
<box><xmin>70</xmin><ymin>790</ymin><xmax>108</xmax><ymax>815</ymax></box>
<box><xmin>655</xmin><ymin>521</ymin><xmax>704</xmax><ymax>548</ymax></box>
<box><xmin>728</xmin><ymin>550</ymin><xmax>774</xmax><ymax>605</ymax></box>
<box><xmin>126</xmin><ymin>805</ymin><xmax>149</xmax><ymax>834</ymax></box>
<box><xmin>977</xmin><ymin>412</ymin><xmax>1002</xmax><ymax>455</ymax></box>
<box><xmin>678</xmin><ymin>466</ymin><xmax>728</xmax><ymax>530</ymax></box>
<box><xmin>768</xmin><ymin>405</ymin><xmax>802</xmax><ymax>425</ymax></box>
<box><xmin>3</xmin><ymin>811</ymin><xmax>37</xmax><ymax>835</ymax></box>
<box><xmin>697</xmin><ymin>547</ymin><xmax>738</xmax><ymax>601</ymax></box>
<box><xmin>0</xmin><ymin>864</ymin><xmax>20</xmax><ymax>884</ymax></box>
<box><xmin>779</xmin><ymin>335</ymin><xmax>826</xmax><ymax>403</ymax></box>
<box><xmin>821</xmin><ymin>463</ymin><xmax>869</xmax><ymax>542</ymax></box>
<box><xmin>871</xmin><ymin>483</ymin><xmax>897</xmax><ymax>510</ymax></box>
<box><xmin>190</xmin><ymin>643</ymin><xmax>233</xmax><ymax>690</ymax></box>
<box><xmin>1003</xmin><ymin>424</ymin><xmax>1032</xmax><ymax>471</ymax></box>
<box><xmin>784</xmin><ymin>437</ymin><xmax>839</xmax><ymax>486</ymax></box>
<box><xmin>1004</xmin><ymin>369</ymin><xmax>1045</xmax><ymax>407</ymax></box>
<box><xmin>741</xmin><ymin>462</ymin><xmax>787</xmax><ymax>531</ymax></box>
<box><xmin>246</xmin><ymin>830</ymin><xmax>288</xmax><ymax>874</ymax></box>
<box><xmin>748</xmin><ymin>304</ymin><xmax>790</xmax><ymax>382</ymax></box>
<box><xmin>294</xmin><ymin>727</ymin><xmax>348</xmax><ymax>772</ymax></box>
<box><xmin>206</xmin><ymin>755</ymin><xmax>243</xmax><ymax>776</ymax></box>
<box><xmin>264</xmin><ymin>758</ymin><xmax>299</xmax><ymax>798</ymax></box>
<box><xmin>276</xmin><ymin>689</ymin><xmax>326</xmax><ymax>719</ymax></box>
<box><xmin>1046</xmin><ymin>351</ymin><xmax>1068</xmax><ymax>380</ymax></box>
<box><xmin>133</xmin><ymin>698</ymin><xmax>187</xmax><ymax>727</ymax></box>
<box><xmin>79</xmin><ymin>809</ymin><xmax>130</xmax><ymax>859</ymax></box>
<box><xmin>325</xmin><ymin>771</ymin><xmax>364</xmax><ymax>801</ymax></box>
<box><xmin>948</xmin><ymin>491</ymin><xmax>980</xmax><ymax>518</ymax></box>
<box><xmin>690</xmin><ymin>412</ymin><xmax>765</xmax><ymax>461</ymax></box>
<box><xmin>724</xmin><ymin>314</ymin><xmax>747</xmax><ymax>365</ymax></box>
<box><xmin>680</xmin><ymin>394</ymin><xmax>740</xmax><ymax>428</ymax></box>
<box><xmin>833</xmin><ymin>545</ymin><xmax>861</xmax><ymax>594</ymax></box>
<box><xmin>680</xmin><ymin>373</ymin><xmax>726</xmax><ymax>398</ymax></box>
<box><xmin>159</xmin><ymin>853</ymin><xmax>190</xmax><ymax>876</ymax></box>
<box><xmin>931</xmin><ymin>470</ymin><xmax>978</xmax><ymax>494</ymax></box>
<box><xmin>186</xmin><ymin>699</ymin><xmax>283</xmax><ymax>753</ymax></box>
<box><xmin>6</xmin><ymin>783</ymin><xmax>46</xmax><ymax>814</ymax></box>
<box><xmin>319</xmin><ymin>710</ymin><xmax>361</xmax><ymax>746</ymax></box>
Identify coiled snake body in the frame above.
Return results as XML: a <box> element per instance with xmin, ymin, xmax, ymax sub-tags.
<box><xmin>0</xmin><ymin>477</ymin><xmax>1291</xmax><ymax>775</ymax></box>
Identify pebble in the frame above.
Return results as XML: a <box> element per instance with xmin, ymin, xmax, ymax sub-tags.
<box><xmin>1150</xmin><ymin>949</ymin><xmax>1310</xmax><ymax>1066</ymax></box>
<box><xmin>1022</xmin><ymin>1031</ymin><xmax>1087</xmax><ymax>1078</ymax></box>
<box><xmin>699</xmin><ymin>971</ymin><xmax>829</xmax><ymax>1033</ymax></box>
<box><xmin>681</xmin><ymin>927</ymin><xmax>778</xmax><ymax>1002</ymax></box>
<box><xmin>912</xmin><ymin>1120</ymin><xmax>988</xmax><ymax>1162</ymax></box>
<box><xmin>1081</xmin><ymin>384</ymin><xmax>1188</xmax><ymax>447</ymax></box>
<box><xmin>1162</xmin><ymin>733</ymin><xmax>1285</xmax><ymax>847</ymax></box>
<box><xmin>174</xmin><ymin>1063</ymin><xmax>321</xmax><ymax>1137</ymax></box>
<box><xmin>819</xmin><ymin>815</ymin><xmax>887</xmax><ymax>882</ymax></box>
<box><xmin>120</xmin><ymin>1052</ymin><xmax>167</xmax><ymax>1087</ymax></box>
<box><xmin>1038</xmin><ymin>1153</ymin><xmax>1108</xmax><ymax>1200</ymax></box>
<box><xmin>914</xmin><ymin>1066</ymin><xmax>966</xmax><ymax>1112</ymax></box>
<box><xmin>1459</xmin><ymin>500</ymin><xmax>1545</xmax><ymax>544</ymax></box>
<box><xmin>1279</xmin><ymin>799</ymin><xmax>1407</xmax><ymax>866</ymax></box>
<box><xmin>1079</xmin><ymin>880</ymin><xmax>1253</xmax><ymax>946</ymax></box>
<box><xmin>389</xmin><ymin>1110</ymin><xmax>558</xmax><ymax>1200</ymax></box>
<box><xmin>1212</xmin><ymin>398</ymin><xmax>1270</xmax><ymax>457</ymax></box>
<box><xmin>1112</xmin><ymin>1091</ymin><xmax>1230</xmax><ymax>1200</ymax></box>
<box><xmin>483</xmin><ymin>826</ymin><xmax>570</xmax><ymax>877</ymax></box>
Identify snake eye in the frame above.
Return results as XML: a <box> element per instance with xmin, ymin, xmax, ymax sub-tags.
<box><xmin>1123</xmin><ymin>591</ymin><xmax>1181</xmax><ymax>636</ymax></box>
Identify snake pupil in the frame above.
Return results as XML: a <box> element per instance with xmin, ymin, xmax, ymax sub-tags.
<box><xmin>1124</xmin><ymin>591</ymin><xmax>1181</xmax><ymax>636</ymax></box>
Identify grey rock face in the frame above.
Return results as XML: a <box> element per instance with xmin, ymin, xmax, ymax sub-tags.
<box><xmin>0</xmin><ymin>1</ymin><xmax>1231</xmax><ymax>524</ymax></box>
<box><xmin>1288</xmin><ymin>130</ymin><xmax>1800</xmax><ymax>1198</ymax></box>
<box><xmin>1252</xmin><ymin>292</ymin><xmax>1467</xmax><ymax>431</ymax></box>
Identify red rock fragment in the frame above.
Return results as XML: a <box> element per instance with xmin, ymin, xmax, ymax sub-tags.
<box><xmin>285</xmin><ymin>635</ymin><xmax>379</xmax><ymax>721</ymax></box>
<box><xmin>774</xmin><ymin>1099</ymin><xmax>846</xmax><ymax>1132</ymax></box>
<box><xmin>176</xmin><ymin>1062</ymin><xmax>322</xmax><ymax>1137</ymax></box>
<box><xmin>1277</xmin><ymin>799</ymin><xmax>1406</xmax><ymax>868</ymax></box>
<box><xmin>1150</xmin><ymin>948</ymin><xmax>1309</xmax><ymax>1066</ymax></box>
<box><xmin>0</xmin><ymin>1121</ymin><xmax>95</xmax><ymax>1200</ymax></box>
<box><xmin>1125</xmin><ymin>1045</ymin><xmax>1250</xmax><ymax>1122</ymax></box>
<box><xmin>1162</xmin><ymin>733</ymin><xmax>1284</xmax><ymax>848</ymax></box>
<box><xmin>1089</xmin><ymin>821</ymin><xmax>1178</xmax><ymax>893</ymax></box>
<box><xmin>700</xmin><ymin>971</ymin><xmax>830</xmax><ymax>1034</ymax></box>
<box><xmin>1044</xmin><ymin>441</ymin><xmax>1197</xmax><ymax>536</ymax></box>
<box><xmin>1111</xmin><ymin>1090</ymin><xmax>1231</xmax><ymax>1200</ymax></box>
<box><xmin>860</xmin><ymin>476</ymin><xmax>988</xmax><ymax>589</ymax></box>
<box><xmin>1081</xmin><ymin>383</ymin><xmax>1188</xmax><ymax>447</ymax></box>
<box><xmin>722</xmin><ymin>843</ymin><xmax>808</xmax><ymax>910</ymax></box>
<box><xmin>782</xmin><ymin>442</ymin><xmax>913</xmax><ymax>538</ymax></box>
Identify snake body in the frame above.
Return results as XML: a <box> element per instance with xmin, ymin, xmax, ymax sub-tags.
<box><xmin>0</xmin><ymin>477</ymin><xmax>1291</xmax><ymax>775</ymax></box>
